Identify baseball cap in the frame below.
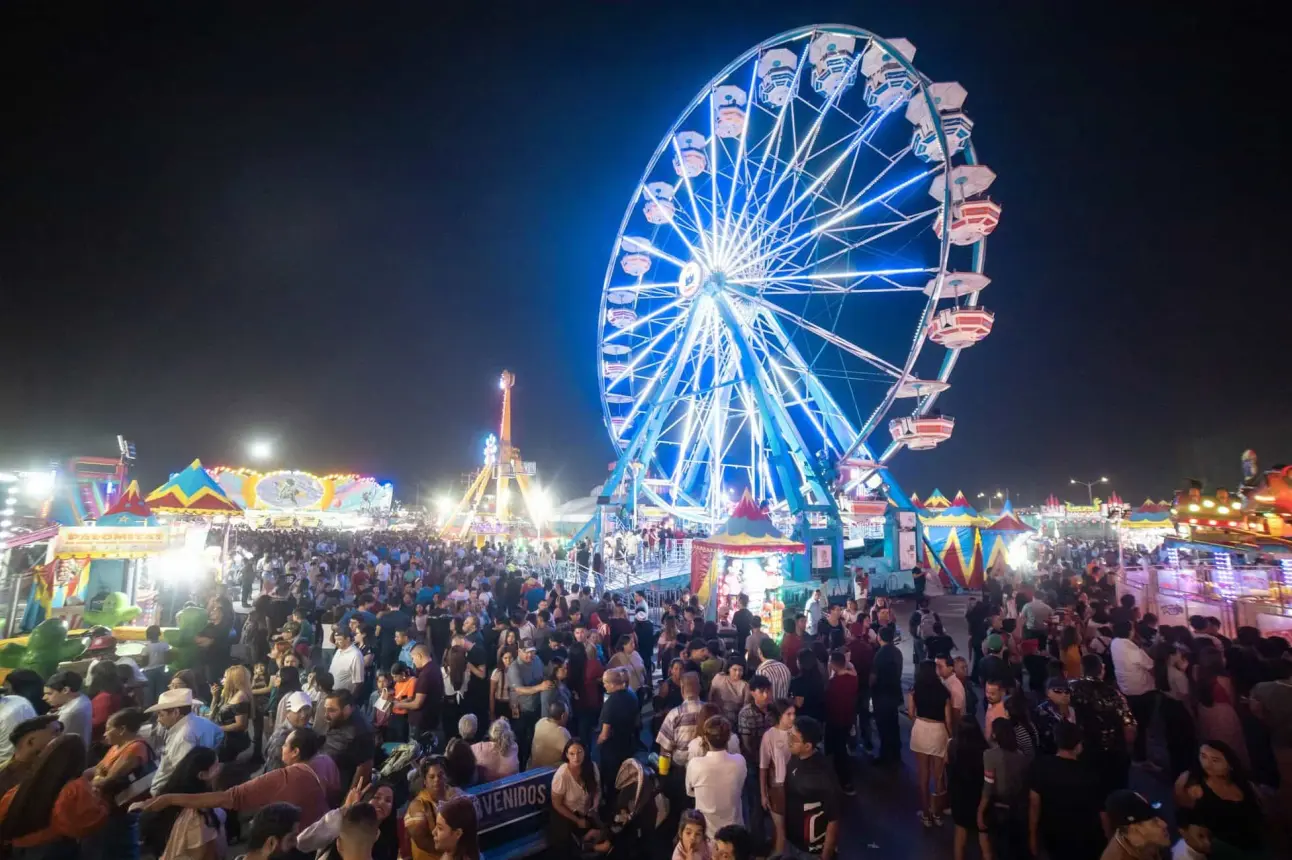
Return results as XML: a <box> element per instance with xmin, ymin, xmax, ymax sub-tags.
<box><xmin>1044</xmin><ymin>677</ymin><xmax>1071</xmax><ymax>692</ymax></box>
<box><xmin>522</xmin><ymin>644</ymin><xmax>538</xmax><ymax>653</ymax></box>
<box><xmin>284</xmin><ymin>691</ymin><xmax>313</xmax><ymax>713</ymax></box>
<box><xmin>985</xmin><ymin>634</ymin><xmax>1003</xmax><ymax>652</ymax></box>
<box><xmin>1105</xmin><ymin>790</ymin><xmax>1161</xmax><ymax>828</ymax></box>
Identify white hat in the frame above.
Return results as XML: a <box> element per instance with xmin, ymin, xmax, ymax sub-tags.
<box><xmin>284</xmin><ymin>691</ymin><xmax>313</xmax><ymax>713</ymax></box>
<box><xmin>146</xmin><ymin>688</ymin><xmax>195</xmax><ymax>713</ymax></box>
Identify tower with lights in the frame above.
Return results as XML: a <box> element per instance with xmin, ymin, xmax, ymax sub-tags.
<box><xmin>438</xmin><ymin>371</ymin><xmax>548</xmax><ymax>541</ymax></box>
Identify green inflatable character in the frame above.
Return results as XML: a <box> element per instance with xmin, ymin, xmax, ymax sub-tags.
<box><xmin>0</xmin><ymin>619</ymin><xmax>88</xmax><ymax>679</ymax></box>
<box><xmin>162</xmin><ymin>606</ymin><xmax>209</xmax><ymax>671</ymax></box>
<box><xmin>81</xmin><ymin>592</ymin><xmax>142</xmax><ymax>629</ymax></box>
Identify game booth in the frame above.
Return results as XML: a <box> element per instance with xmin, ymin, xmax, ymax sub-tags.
<box><xmin>691</xmin><ymin>494</ymin><xmax>804</xmax><ymax>639</ymax></box>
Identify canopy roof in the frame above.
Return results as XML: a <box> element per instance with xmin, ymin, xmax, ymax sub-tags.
<box><xmin>984</xmin><ymin>499</ymin><xmax>1034</xmax><ymax>533</ymax></box>
<box><xmin>96</xmin><ymin>480</ymin><xmax>158</xmax><ymax>526</ymax></box>
<box><xmin>146</xmin><ymin>460</ymin><xmax>243</xmax><ymax>514</ymax></box>
<box><xmin>922</xmin><ymin>489</ymin><xmax>952</xmax><ymax>510</ymax></box>
<box><xmin>695</xmin><ymin>493</ymin><xmax>805</xmax><ymax>556</ymax></box>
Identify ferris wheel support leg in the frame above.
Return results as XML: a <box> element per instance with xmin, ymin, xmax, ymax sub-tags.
<box><xmin>711</xmin><ymin>294</ymin><xmax>843</xmax><ymax>579</ymax></box>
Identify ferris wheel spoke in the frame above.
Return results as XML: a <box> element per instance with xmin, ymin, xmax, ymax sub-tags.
<box><xmin>722</xmin><ymin>42</ymin><xmax>813</xmax><ymax>267</ymax></box>
<box><xmin>605</xmin><ymin>309</ymin><xmax>693</xmax><ymax>392</ymax></box>
<box><xmin>639</xmin><ymin>184</ymin><xmax>706</xmax><ymax>262</ymax></box>
<box><xmin>670</xmin><ymin>136</ymin><xmax>717</xmax><ymax>265</ymax></box>
<box><xmin>747</xmin><ymin>294</ymin><xmax>904</xmax><ymax>378</ymax></box>
<box><xmin>715</xmin><ymin>60</ymin><xmax>761</xmax><ymax>263</ymax></box>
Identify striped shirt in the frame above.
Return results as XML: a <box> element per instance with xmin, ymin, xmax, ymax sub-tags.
<box><xmin>755</xmin><ymin>659</ymin><xmax>791</xmax><ymax>702</ymax></box>
<box><xmin>656</xmin><ymin>697</ymin><xmax>706</xmax><ymax>766</ymax></box>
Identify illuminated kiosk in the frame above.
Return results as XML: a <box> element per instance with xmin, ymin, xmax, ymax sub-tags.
<box><xmin>692</xmin><ymin>494</ymin><xmax>804</xmax><ymax>631</ymax></box>
<box><xmin>1116</xmin><ymin>452</ymin><xmax>1292</xmax><ymax>639</ymax></box>
<box><xmin>917</xmin><ymin>491</ymin><xmax>987</xmax><ymax>591</ymax></box>
<box><xmin>579</xmin><ymin>25</ymin><xmax>999</xmax><ymax>591</ymax></box>
<box><xmin>440</xmin><ymin>371</ymin><xmax>549</xmax><ymax>543</ymax></box>
<box><xmin>144</xmin><ymin>460</ymin><xmax>242</xmax><ymax>624</ymax></box>
<box><xmin>212</xmin><ymin>467</ymin><xmax>393</xmax><ymax>528</ymax></box>
<box><xmin>980</xmin><ymin>499</ymin><xmax>1036</xmax><ymax>577</ymax></box>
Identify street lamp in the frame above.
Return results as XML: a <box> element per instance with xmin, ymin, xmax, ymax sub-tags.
<box><xmin>1070</xmin><ymin>476</ymin><xmax>1108</xmax><ymax>505</ymax></box>
<box><xmin>977</xmin><ymin>490</ymin><xmax>1006</xmax><ymax>511</ymax></box>
<box><xmin>247</xmin><ymin>439</ymin><xmax>273</xmax><ymax>462</ymax></box>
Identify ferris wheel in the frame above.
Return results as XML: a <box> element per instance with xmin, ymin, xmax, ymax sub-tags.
<box><xmin>596</xmin><ymin>24</ymin><xmax>999</xmax><ymax>529</ymax></box>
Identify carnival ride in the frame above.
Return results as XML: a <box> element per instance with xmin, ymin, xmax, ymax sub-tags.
<box><xmin>211</xmin><ymin>466</ymin><xmax>393</xmax><ymax>527</ymax></box>
<box><xmin>583</xmin><ymin>25</ymin><xmax>999</xmax><ymax>577</ymax></box>
<box><xmin>439</xmin><ymin>371</ymin><xmax>548</xmax><ymax>540</ymax></box>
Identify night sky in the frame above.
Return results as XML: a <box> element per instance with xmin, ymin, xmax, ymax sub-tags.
<box><xmin>0</xmin><ymin>2</ymin><xmax>1281</xmax><ymax>508</ymax></box>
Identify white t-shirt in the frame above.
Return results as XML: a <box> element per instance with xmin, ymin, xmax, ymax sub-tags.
<box><xmin>758</xmin><ymin>725</ymin><xmax>791</xmax><ymax>784</ymax></box>
<box><xmin>685</xmin><ymin>750</ymin><xmax>747</xmax><ymax>837</ymax></box>
<box><xmin>551</xmin><ymin>763</ymin><xmax>599</xmax><ymax>816</ymax></box>
<box><xmin>0</xmin><ymin>695</ymin><xmax>37</xmax><ymax>765</ymax></box>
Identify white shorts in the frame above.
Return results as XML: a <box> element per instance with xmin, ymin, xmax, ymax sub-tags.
<box><xmin>910</xmin><ymin>718</ymin><xmax>949</xmax><ymax>758</ymax></box>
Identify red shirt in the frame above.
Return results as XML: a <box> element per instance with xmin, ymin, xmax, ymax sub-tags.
<box><xmin>582</xmin><ymin>657</ymin><xmax>605</xmax><ymax>711</ymax></box>
<box><xmin>226</xmin><ymin>763</ymin><xmax>328</xmax><ymax>828</ymax></box>
<box><xmin>781</xmin><ymin>634</ymin><xmax>804</xmax><ymax>676</ymax></box>
<box><xmin>847</xmin><ymin>626</ymin><xmax>875</xmax><ymax>679</ymax></box>
<box><xmin>825</xmin><ymin>673</ymin><xmax>859</xmax><ymax>728</ymax></box>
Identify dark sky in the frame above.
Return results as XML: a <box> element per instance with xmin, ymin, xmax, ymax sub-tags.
<box><xmin>0</xmin><ymin>1</ymin><xmax>1281</xmax><ymax>508</ymax></box>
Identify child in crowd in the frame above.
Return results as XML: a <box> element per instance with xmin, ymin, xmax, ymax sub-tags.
<box><xmin>414</xmin><ymin>603</ymin><xmax>429</xmax><ymax>643</ymax></box>
<box><xmin>1171</xmin><ymin>808</ymin><xmax>1212</xmax><ymax>860</ymax></box>
<box><xmin>673</xmin><ymin>810</ymin><xmax>710</xmax><ymax>860</ymax></box>
<box><xmin>142</xmin><ymin>625</ymin><xmax>171</xmax><ymax>668</ymax></box>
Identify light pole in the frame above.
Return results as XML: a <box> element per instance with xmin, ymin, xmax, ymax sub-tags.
<box><xmin>1070</xmin><ymin>476</ymin><xmax>1108</xmax><ymax>505</ymax></box>
<box><xmin>977</xmin><ymin>490</ymin><xmax>1006</xmax><ymax>512</ymax></box>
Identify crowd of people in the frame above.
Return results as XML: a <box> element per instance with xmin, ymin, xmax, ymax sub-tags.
<box><xmin>0</xmin><ymin>528</ymin><xmax>1289</xmax><ymax>860</ymax></box>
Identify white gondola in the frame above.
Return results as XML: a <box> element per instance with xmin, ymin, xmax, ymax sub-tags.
<box><xmin>605</xmin><ymin>393</ymin><xmax>634</xmax><ymax>404</ymax></box>
<box><xmin>809</xmin><ymin>33</ymin><xmax>858</xmax><ymax>97</ymax></box>
<box><xmin>607</xmin><ymin>308</ymin><xmax>638</xmax><ymax>329</ymax></box>
<box><xmin>923</xmin><ymin>272</ymin><xmax>990</xmax><ymax>298</ymax></box>
<box><xmin>603</xmin><ymin>362</ymin><xmax>629</xmax><ymax>378</ymax></box>
<box><xmin>906</xmin><ymin>82</ymin><xmax>972</xmax><ymax>162</ymax></box>
<box><xmin>607</xmin><ymin>289</ymin><xmax>636</xmax><ymax>306</ymax></box>
<box><xmin>642</xmin><ymin>182</ymin><xmax>676</xmax><ymax>225</ymax></box>
<box><xmin>672</xmin><ymin>131</ymin><xmax>708</xmax><ymax>178</ymax></box>
<box><xmin>895</xmin><ymin>378</ymin><xmax>951</xmax><ymax>398</ymax></box>
<box><xmin>889</xmin><ymin>415</ymin><xmax>954</xmax><ymax>450</ymax></box>
<box><xmin>860</xmin><ymin>37</ymin><xmax>916</xmax><ymax>109</ymax></box>
<box><xmin>602</xmin><ymin>343</ymin><xmax>631</xmax><ymax>357</ymax></box>
<box><xmin>929</xmin><ymin>165</ymin><xmax>996</xmax><ymax>202</ymax></box>
<box><xmin>929</xmin><ymin>165</ymin><xmax>1001</xmax><ymax>245</ymax></box>
<box><xmin>713</xmin><ymin>85</ymin><xmax>748</xmax><ymax>138</ymax></box>
<box><xmin>926</xmin><ymin>307</ymin><xmax>995</xmax><ymax>348</ymax></box>
<box><xmin>620</xmin><ymin>252</ymin><xmax>651</xmax><ymax>277</ymax></box>
<box><xmin>757</xmin><ymin>48</ymin><xmax>799</xmax><ymax>107</ymax></box>
<box><xmin>610</xmin><ymin>417</ymin><xmax>628</xmax><ymax>437</ymax></box>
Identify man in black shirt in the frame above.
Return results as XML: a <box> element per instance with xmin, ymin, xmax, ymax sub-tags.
<box><xmin>732</xmin><ymin>594</ymin><xmax>754</xmax><ymax>657</ymax></box>
<box><xmin>322</xmin><ymin>689</ymin><xmax>376</xmax><ymax>794</ymax></box>
<box><xmin>1027</xmin><ymin>722</ymin><xmax>1105</xmax><ymax>860</ymax></box>
<box><xmin>817</xmin><ymin>604</ymin><xmax>846</xmax><ymax>652</ymax></box>
<box><xmin>869</xmin><ymin>626</ymin><xmax>903</xmax><ymax>765</ymax></box>
<box><xmin>784</xmin><ymin>716</ymin><xmax>841</xmax><ymax>859</ymax></box>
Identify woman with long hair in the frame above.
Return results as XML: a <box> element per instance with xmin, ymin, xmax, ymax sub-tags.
<box><xmin>549</xmin><ymin>738</ymin><xmax>601</xmax><ymax>850</ymax></box>
<box><xmin>93</xmin><ymin>708</ymin><xmax>153</xmax><ymax>859</ymax></box>
<box><xmin>907</xmin><ymin>660</ymin><xmax>952</xmax><ymax>827</ymax></box>
<box><xmin>442</xmin><ymin>645</ymin><xmax>470</xmax><ymax>740</ymax></box>
<box><xmin>496</xmin><ymin>630</ymin><xmax>519</xmax><ymax>665</ymax></box>
<box><xmin>490</xmin><ymin>649</ymin><xmax>515</xmax><ymax>724</ymax></box>
<box><xmin>1173</xmin><ymin>740</ymin><xmax>1264</xmax><ymax>855</ymax></box>
<box><xmin>1057</xmin><ymin>625</ymin><xmax>1082</xmax><ymax>680</ymax></box>
<box><xmin>1190</xmin><ymin>647</ymin><xmax>1249</xmax><ymax>768</ymax></box>
<box><xmin>300</xmin><ymin>779</ymin><xmax>403</xmax><ymax>860</ymax></box>
<box><xmin>157</xmin><ymin>746</ymin><xmax>225</xmax><ymax>860</ymax></box>
<box><xmin>405</xmin><ymin>758</ymin><xmax>465</xmax><ymax>860</ymax></box>
<box><xmin>88</xmin><ymin>660</ymin><xmax>125</xmax><ymax>743</ymax></box>
<box><xmin>759</xmin><ymin>699</ymin><xmax>795</xmax><ymax>855</ymax></box>
<box><xmin>443</xmin><ymin>738</ymin><xmax>478</xmax><ymax>789</ymax></box>
<box><xmin>470</xmin><ymin>718</ymin><xmax>519</xmax><ymax>783</ymax></box>
<box><xmin>1004</xmin><ymin>693</ymin><xmax>1037</xmax><ymax>757</ymax></box>
<box><xmin>270</xmin><ymin>665</ymin><xmax>303</xmax><ymax>731</ymax></box>
<box><xmin>1157</xmin><ymin>643</ymin><xmax>1197</xmax><ymax>779</ymax></box>
<box><xmin>213</xmin><ymin>664</ymin><xmax>253</xmax><ymax>763</ymax></box>
<box><xmin>432</xmin><ymin>795</ymin><xmax>480</xmax><ymax>860</ymax></box>
<box><xmin>539</xmin><ymin>657</ymin><xmax>571</xmax><ymax>718</ymax></box>
<box><xmin>0</xmin><ymin>734</ymin><xmax>108</xmax><ymax>858</ymax></box>
<box><xmin>978</xmin><ymin>718</ymin><xmax>1028</xmax><ymax>860</ymax></box>
<box><xmin>946</xmin><ymin>717</ymin><xmax>991</xmax><ymax>860</ymax></box>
